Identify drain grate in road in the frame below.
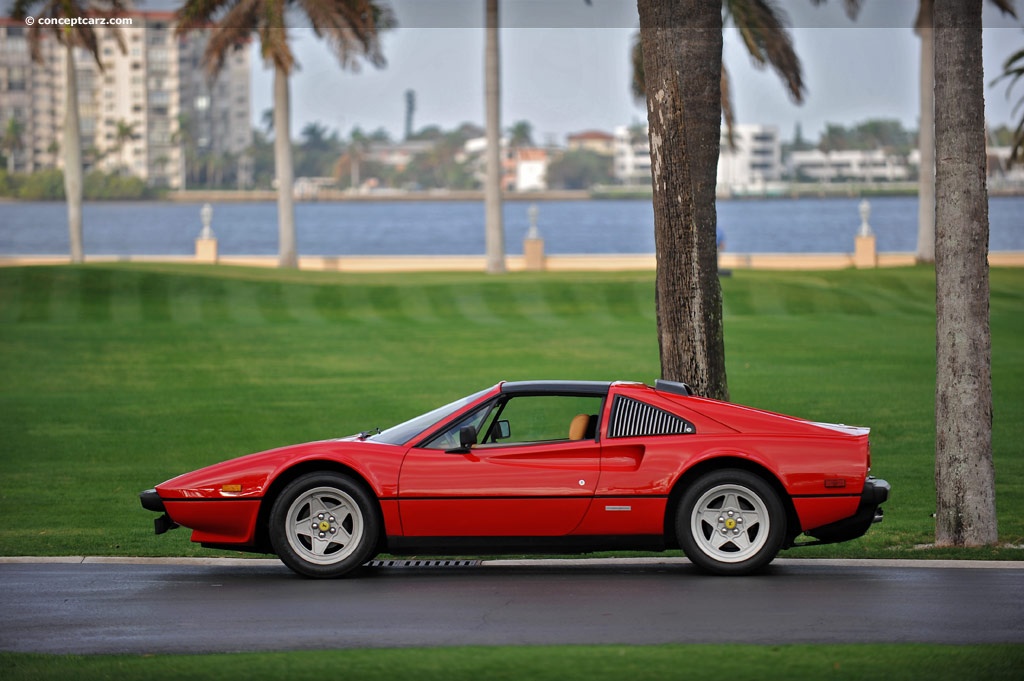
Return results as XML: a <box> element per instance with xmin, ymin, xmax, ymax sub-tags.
<box><xmin>365</xmin><ymin>559</ymin><xmax>480</xmax><ymax>569</ymax></box>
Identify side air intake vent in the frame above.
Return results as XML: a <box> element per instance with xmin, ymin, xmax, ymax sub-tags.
<box><xmin>608</xmin><ymin>396</ymin><xmax>695</xmax><ymax>438</ymax></box>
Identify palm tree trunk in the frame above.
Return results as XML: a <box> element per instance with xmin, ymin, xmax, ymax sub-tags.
<box><xmin>483</xmin><ymin>0</ymin><xmax>505</xmax><ymax>274</ymax></box>
<box><xmin>915</xmin><ymin>0</ymin><xmax>936</xmax><ymax>263</ymax></box>
<box><xmin>637</xmin><ymin>0</ymin><xmax>728</xmax><ymax>401</ymax></box>
<box><xmin>63</xmin><ymin>44</ymin><xmax>84</xmax><ymax>264</ymax></box>
<box><xmin>933</xmin><ymin>0</ymin><xmax>997</xmax><ymax>547</ymax></box>
<box><xmin>273</xmin><ymin>63</ymin><xmax>297</xmax><ymax>269</ymax></box>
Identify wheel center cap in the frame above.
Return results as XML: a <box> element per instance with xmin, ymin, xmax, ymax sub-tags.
<box><xmin>724</xmin><ymin>518</ymin><xmax>737</xmax><ymax>530</ymax></box>
<box><xmin>318</xmin><ymin>520</ymin><xmax>331</xmax><ymax>532</ymax></box>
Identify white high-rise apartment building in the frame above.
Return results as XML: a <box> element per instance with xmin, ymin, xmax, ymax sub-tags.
<box><xmin>0</xmin><ymin>12</ymin><xmax>250</xmax><ymax>188</ymax></box>
<box><xmin>612</xmin><ymin>125</ymin><xmax>652</xmax><ymax>185</ymax></box>
<box><xmin>717</xmin><ymin>124</ymin><xmax>783</xmax><ymax>195</ymax></box>
<box><xmin>612</xmin><ymin>123</ymin><xmax>784</xmax><ymax>192</ymax></box>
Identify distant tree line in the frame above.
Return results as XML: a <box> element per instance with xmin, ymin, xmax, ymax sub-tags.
<box><xmin>3</xmin><ymin>116</ymin><xmax>1019</xmax><ymax>199</ymax></box>
<box><xmin>0</xmin><ymin>169</ymin><xmax>153</xmax><ymax>200</ymax></box>
<box><xmin>247</xmin><ymin>116</ymin><xmax>613</xmax><ymax>192</ymax></box>
<box><xmin>814</xmin><ymin>119</ymin><xmax>918</xmax><ymax>155</ymax></box>
<box><xmin>789</xmin><ymin>119</ymin><xmax>1018</xmax><ymax>157</ymax></box>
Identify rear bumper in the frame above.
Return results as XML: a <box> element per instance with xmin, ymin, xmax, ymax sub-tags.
<box><xmin>805</xmin><ymin>477</ymin><xmax>890</xmax><ymax>545</ymax></box>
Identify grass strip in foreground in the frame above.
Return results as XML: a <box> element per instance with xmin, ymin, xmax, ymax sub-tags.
<box><xmin>4</xmin><ymin>644</ymin><xmax>1023</xmax><ymax>681</ymax></box>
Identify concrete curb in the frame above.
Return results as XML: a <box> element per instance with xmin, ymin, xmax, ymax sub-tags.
<box><xmin>1</xmin><ymin>556</ymin><xmax>1022</xmax><ymax>569</ymax></box>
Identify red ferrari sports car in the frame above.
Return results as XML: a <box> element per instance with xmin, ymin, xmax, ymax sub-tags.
<box><xmin>140</xmin><ymin>380</ymin><xmax>889</xmax><ymax>577</ymax></box>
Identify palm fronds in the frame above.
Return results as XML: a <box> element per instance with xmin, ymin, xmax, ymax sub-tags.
<box><xmin>992</xmin><ymin>45</ymin><xmax>1024</xmax><ymax>164</ymax></box>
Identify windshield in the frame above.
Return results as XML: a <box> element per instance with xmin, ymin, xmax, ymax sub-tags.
<box><xmin>368</xmin><ymin>387</ymin><xmax>494</xmax><ymax>446</ymax></box>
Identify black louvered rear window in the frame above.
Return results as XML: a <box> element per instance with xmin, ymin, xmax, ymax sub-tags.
<box><xmin>607</xmin><ymin>395</ymin><xmax>695</xmax><ymax>438</ymax></box>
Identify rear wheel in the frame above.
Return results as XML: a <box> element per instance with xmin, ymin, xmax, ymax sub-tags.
<box><xmin>269</xmin><ymin>472</ymin><xmax>380</xmax><ymax>578</ymax></box>
<box><xmin>676</xmin><ymin>469</ymin><xmax>786</xmax><ymax>575</ymax></box>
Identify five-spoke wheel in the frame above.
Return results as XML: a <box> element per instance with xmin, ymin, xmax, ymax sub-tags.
<box><xmin>677</xmin><ymin>469</ymin><xmax>786</xmax><ymax>575</ymax></box>
<box><xmin>269</xmin><ymin>472</ymin><xmax>379</xmax><ymax>578</ymax></box>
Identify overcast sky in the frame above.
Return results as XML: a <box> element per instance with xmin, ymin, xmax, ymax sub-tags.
<box><xmin>249</xmin><ymin>0</ymin><xmax>1024</xmax><ymax>144</ymax></box>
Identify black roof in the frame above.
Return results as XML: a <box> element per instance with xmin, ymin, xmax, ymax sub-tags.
<box><xmin>500</xmin><ymin>380</ymin><xmax>613</xmax><ymax>396</ymax></box>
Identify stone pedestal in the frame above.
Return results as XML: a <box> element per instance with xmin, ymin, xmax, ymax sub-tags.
<box><xmin>853</xmin><ymin>234</ymin><xmax>877</xmax><ymax>269</ymax></box>
<box><xmin>523</xmin><ymin>238</ymin><xmax>546</xmax><ymax>271</ymax></box>
<box><xmin>195</xmin><ymin>237</ymin><xmax>219</xmax><ymax>264</ymax></box>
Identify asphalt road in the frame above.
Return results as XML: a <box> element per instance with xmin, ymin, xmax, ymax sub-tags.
<box><xmin>1</xmin><ymin>557</ymin><xmax>1022</xmax><ymax>655</ymax></box>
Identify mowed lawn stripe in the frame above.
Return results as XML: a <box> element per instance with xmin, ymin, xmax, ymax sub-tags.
<box><xmin>737</xmin><ymin>268</ymin><xmax>946</xmax><ymax>319</ymax></box>
<box><xmin>423</xmin><ymin>283</ymin><xmax>470</xmax><ymax>323</ymax></box>
<box><xmin>11</xmin><ymin>266</ymin><xmax>53</xmax><ymax>323</ymax></box>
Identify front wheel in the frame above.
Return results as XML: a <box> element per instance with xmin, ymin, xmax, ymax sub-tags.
<box><xmin>676</xmin><ymin>469</ymin><xmax>786</xmax><ymax>576</ymax></box>
<box><xmin>269</xmin><ymin>472</ymin><xmax>380</xmax><ymax>578</ymax></box>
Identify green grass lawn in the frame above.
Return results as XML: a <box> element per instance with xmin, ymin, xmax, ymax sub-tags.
<box><xmin>2</xmin><ymin>263</ymin><xmax>1022</xmax><ymax>674</ymax></box>
<box><xmin>5</xmin><ymin>644</ymin><xmax>1024</xmax><ymax>681</ymax></box>
<box><xmin>0</xmin><ymin>263</ymin><xmax>1021</xmax><ymax>559</ymax></box>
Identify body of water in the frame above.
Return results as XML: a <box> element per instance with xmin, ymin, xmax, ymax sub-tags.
<box><xmin>1</xmin><ymin>196</ymin><xmax>1022</xmax><ymax>256</ymax></box>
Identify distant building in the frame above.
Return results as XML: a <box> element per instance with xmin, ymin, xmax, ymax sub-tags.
<box><xmin>985</xmin><ymin>145</ymin><xmax>1024</xmax><ymax>185</ymax></box>
<box><xmin>0</xmin><ymin>22</ymin><xmax>44</xmax><ymax>174</ymax></box>
<box><xmin>612</xmin><ymin>123</ymin><xmax>785</xmax><ymax>191</ymax></box>
<box><xmin>788</xmin><ymin>148</ymin><xmax>910</xmax><ymax>183</ymax></box>
<box><xmin>567</xmin><ymin>130</ymin><xmax>615</xmax><ymax>156</ymax></box>
<box><xmin>463</xmin><ymin>137</ymin><xmax>550</xmax><ymax>191</ymax></box>
<box><xmin>513</xmin><ymin>148</ymin><xmax>548</xmax><ymax>191</ymax></box>
<box><xmin>717</xmin><ymin>124</ymin><xmax>783</xmax><ymax>195</ymax></box>
<box><xmin>0</xmin><ymin>13</ymin><xmax>251</xmax><ymax>188</ymax></box>
<box><xmin>364</xmin><ymin>140</ymin><xmax>436</xmax><ymax>170</ymax></box>
<box><xmin>613</xmin><ymin>125</ymin><xmax>651</xmax><ymax>184</ymax></box>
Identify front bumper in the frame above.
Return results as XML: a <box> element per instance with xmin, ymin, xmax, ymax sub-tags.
<box><xmin>805</xmin><ymin>477</ymin><xmax>891</xmax><ymax>545</ymax></box>
<box><xmin>139</xmin><ymin>488</ymin><xmax>179</xmax><ymax>535</ymax></box>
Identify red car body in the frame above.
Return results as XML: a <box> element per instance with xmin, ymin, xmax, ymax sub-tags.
<box><xmin>141</xmin><ymin>380</ymin><xmax>889</xmax><ymax>577</ymax></box>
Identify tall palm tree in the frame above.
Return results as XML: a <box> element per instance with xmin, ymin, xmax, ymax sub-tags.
<box><xmin>340</xmin><ymin>126</ymin><xmax>371</xmax><ymax>190</ymax></box>
<box><xmin>637</xmin><ymin>0</ymin><xmax>727</xmax><ymax>400</ymax></box>
<box><xmin>508</xmin><ymin>120</ymin><xmax>533</xmax><ymax>149</ymax></box>
<box><xmin>2</xmin><ymin>117</ymin><xmax>25</xmax><ymax>174</ymax></box>
<box><xmin>171</xmin><ymin>113</ymin><xmax>199</xmax><ymax>189</ymax></box>
<box><xmin>483</xmin><ymin>0</ymin><xmax>505</xmax><ymax>273</ymax></box>
<box><xmin>483</xmin><ymin>0</ymin><xmax>594</xmax><ymax>274</ymax></box>
<box><xmin>404</xmin><ymin>88</ymin><xmax>416</xmax><ymax>141</ymax></box>
<box><xmin>914</xmin><ymin>1</ymin><xmax>936</xmax><ymax>264</ymax></box>
<box><xmin>933</xmin><ymin>0</ymin><xmax>998</xmax><ymax>547</ymax></box>
<box><xmin>632</xmin><ymin>0</ymin><xmax>859</xmax><ymax>400</ymax></box>
<box><xmin>176</xmin><ymin>0</ymin><xmax>394</xmax><ymax>268</ymax></box>
<box><xmin>11</xmin><ymin>0</ymin><xmax>128</xmax><ymax>263</ymax></box>
<box><xmin>113</xmin><ymin>119</ymin><xmax>138</xmax><ymax>175</ymax></box>
<box><xmin>992</xmin><ymin>41</ymin><xmax>1024</xmax><ymax>164</ymax></box>
<box><xmin>631</xmin><ymin>0</ymin><xmax>858</xmax><ymax>148</ymax></box>
<box><xmin>913</xmin><ymin>0</ymin><xmax>1014</xmax><ymax>264</ymax></box>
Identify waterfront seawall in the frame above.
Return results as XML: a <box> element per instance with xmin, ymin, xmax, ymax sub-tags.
<box><xmin>3</xmin><ymin>251</ymin><xmax>1023</xmax><ymax>271</ymax></box>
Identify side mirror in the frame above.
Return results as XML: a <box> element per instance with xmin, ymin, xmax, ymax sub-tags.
<box><xmin>495</xmin><ymin>420</ymin><xmax>511</xmax><ymax>440</ymax></box>
<box><xmin>446</xmin><ymin>425</ymin><xmax>478</xmax><ymax>454</ymax></box>
<box><xmin>459</xmin><ymin>425</ymin><xmax>478</xmax><ymax>449</ymax></box>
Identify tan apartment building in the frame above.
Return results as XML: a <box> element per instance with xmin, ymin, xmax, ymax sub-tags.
<box><xmin>566</xmin><ymin>130</ymin><xmax>615</xmax><ymax>157</ymax></box>
<box><xmin>0</xmin><ymin>12</ymin><xmax>250</xmax><ymax>188</ymax></box>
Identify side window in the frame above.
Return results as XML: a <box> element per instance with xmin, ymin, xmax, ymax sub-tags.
<box><xmin>421</xmin><ymin>401</ymin><xmax>499</xmax><ymax>450</ymax></box>
<box><xmin>422</xmin><ymin>394</ymin><xmax>603</xmax><ymax>448</ymax></box>
<box><xmin>607</xmin><ymin>395</ymin><xmax>695</xmax><ymax>438</ymax></box>
<box><xmin>482</xmin><ymin>395</ymin><xmax>602</xmax><ymax>445</ymax></box>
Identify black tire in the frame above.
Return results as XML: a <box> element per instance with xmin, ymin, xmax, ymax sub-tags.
<box><xmin>676</xmin><ymin>469</ymin><xmax>786</xmax><ymax>576</ymax></box>
<box><xmin>269</xmin><ymin>472</ymin><xmax>380</xmax><ymax>578</ymax></box>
